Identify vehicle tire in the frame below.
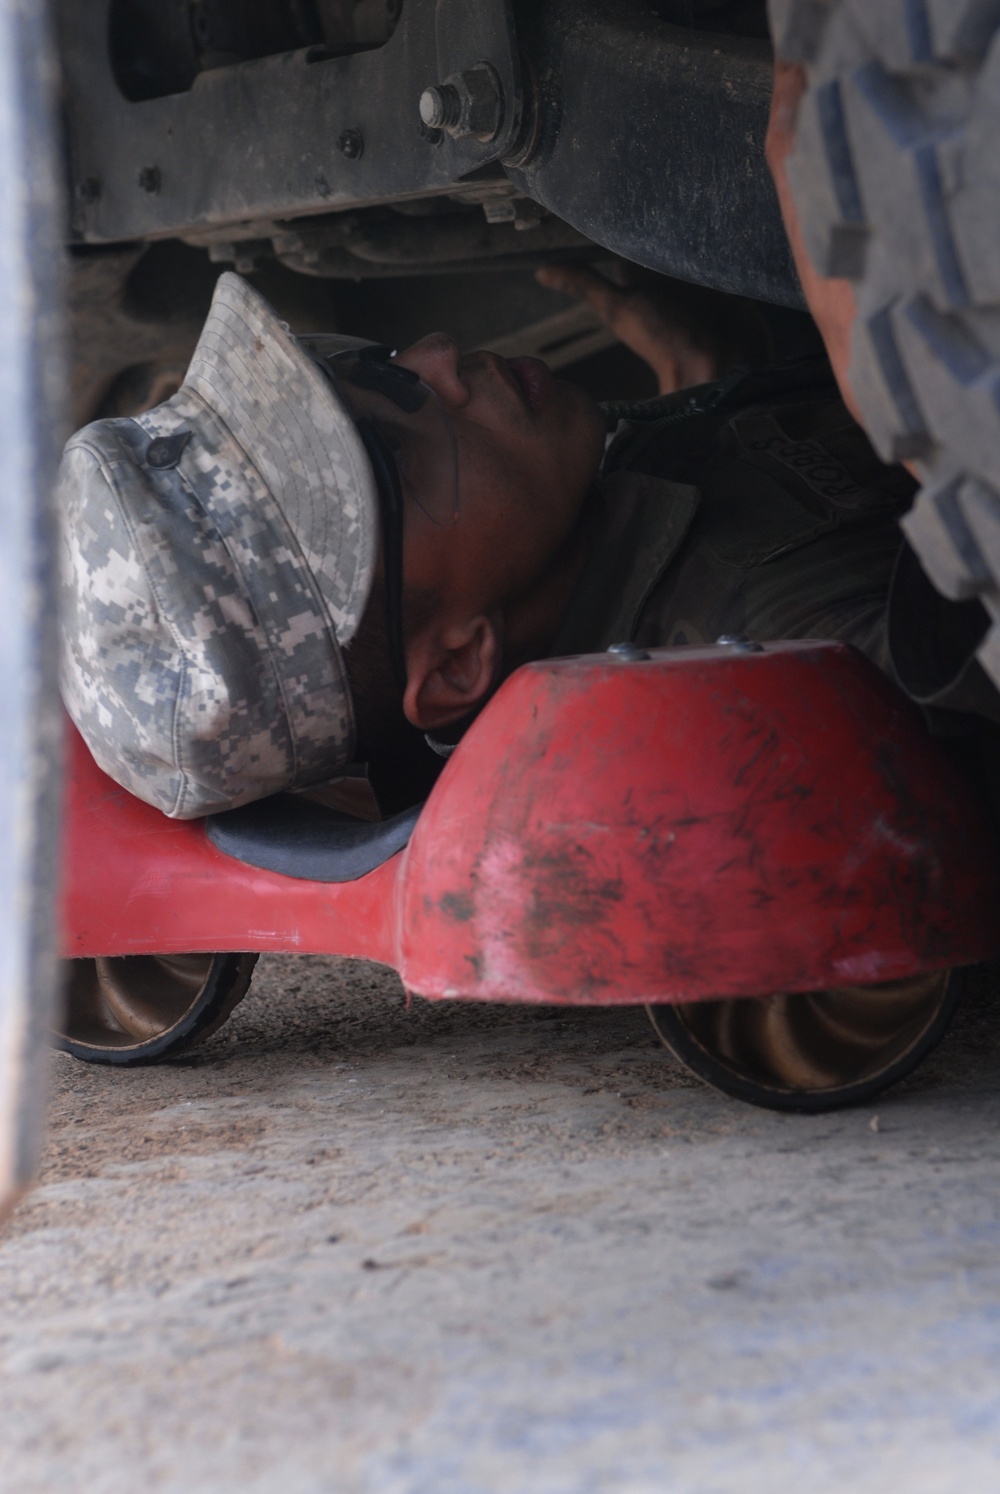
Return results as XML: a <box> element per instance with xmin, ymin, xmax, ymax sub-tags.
<box><xmin>646</xmin><ymin>967</ymin><xmax>964</xmax><ymax>1112</ymax></box>
<box><xmin>56</xmin><ymin>953</ymin><xmax>259</xmax><ymax>1065</ymax></box>
<box><xmin>769</xmin><ymin>0</ymin><xmax>1000</xmax><ymax>695</ymax></box>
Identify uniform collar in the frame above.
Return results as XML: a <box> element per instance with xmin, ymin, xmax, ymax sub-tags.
<box><xmin>547</xmin><ymin>469</ymin><xmax>701</xmax><ymax>658</ymax></box>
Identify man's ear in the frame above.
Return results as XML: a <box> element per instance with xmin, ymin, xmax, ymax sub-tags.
<box><xmin>402</xmin><ymin>614</ymin><xmax>500</xmax><ymax>732</ymax></box>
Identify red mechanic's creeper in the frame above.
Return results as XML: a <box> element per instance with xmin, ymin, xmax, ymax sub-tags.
<box><xmin>58</xmin><ymin>639</ymin><xmax>1000</xmax><ymax>1111</ymax></box>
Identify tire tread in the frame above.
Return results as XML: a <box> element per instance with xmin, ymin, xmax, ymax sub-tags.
<box><xmin>773</xmin><ymin>0</ymin><xmax>1000</xmax><ymax>689</ymax></box>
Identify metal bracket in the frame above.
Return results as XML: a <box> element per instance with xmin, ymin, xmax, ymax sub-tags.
<box><xmin>56</xmin><ymin>0</ymin><xmax>522</xmax><ymax>244</ymax></box>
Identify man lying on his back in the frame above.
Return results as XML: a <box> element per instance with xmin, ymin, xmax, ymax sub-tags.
<box><xmin>58</xmin><ymin>267</ymin><xmax>915</xmax><ymax>817</ymax></box>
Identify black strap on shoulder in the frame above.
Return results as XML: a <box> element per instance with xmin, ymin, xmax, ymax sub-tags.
<box><xmin>602</xmin><ymin>364</ymin><xmax>750</xmax><ymax>431</ymax></box>
<box><xmin>602</xmin><ymin>353</ymin><xmax>837</xmax><ymax>429</ymax></box>
<box><xmin>601</xmin><ymin>354</ymin><xmax>839</xmax><ymax>475</ymax></box>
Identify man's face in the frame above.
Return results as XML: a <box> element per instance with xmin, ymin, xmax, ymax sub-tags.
<box><xmin>391</xmin><ymin>334</ymin><xmax>606</xmax><ymax>613</ymax></box>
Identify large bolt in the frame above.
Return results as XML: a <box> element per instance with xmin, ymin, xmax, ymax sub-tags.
<box><xmin>419</xmin><ymin>84</ymin><xmax>461</xmax><ymax>131</ymax></box>
<box><xmin>418</xmin><ymin>64</ymin><xmax>503</xmax><ymax>142</ymax></box>
<box><xmin>715</xmin><ymin>634</ymin><xmax>764</xmax><ymax>653</ymax></box>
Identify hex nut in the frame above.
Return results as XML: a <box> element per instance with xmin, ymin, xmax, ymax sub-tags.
<box><xmin>419</xmin><ymin>64</ymin><xmax>503</xmax><ymax>142</ymax></box>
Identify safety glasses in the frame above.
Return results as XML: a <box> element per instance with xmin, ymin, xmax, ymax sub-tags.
<box><xmin>309</xmin><ymin>343</ymin><xmax>460</xmax><ymax>529</ymax></box>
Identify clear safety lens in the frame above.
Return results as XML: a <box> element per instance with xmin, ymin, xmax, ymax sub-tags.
<box><xmin>312</xmin><ymin>346</ymin><xmax>460</xmax><ymax>528</ymax></box>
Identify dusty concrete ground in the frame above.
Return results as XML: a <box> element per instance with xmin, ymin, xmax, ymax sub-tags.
<box><xmin>3</xmin><ymin>956</ymin><xmax>1000</xmax><ymax>1493</ymax></box>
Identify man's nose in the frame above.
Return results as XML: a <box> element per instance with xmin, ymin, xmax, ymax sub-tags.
<box><xmin>394</xmin><ymin>334</ymin><xmax>468</xmax><ymax>408</ymax></box>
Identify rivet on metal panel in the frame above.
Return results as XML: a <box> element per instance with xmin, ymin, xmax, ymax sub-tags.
<box><xmin>606</xmin><ymin>642</ymin><xmax>651</xmax><ymax>662</ymax></box>
<box><xmin>337</xmin><ymin>128</ymin><xmax>364</xmax><ymax>160</ymax></box>
<box><xmin>715</xmin><ymin>634</ymin><xmax>764</xmax><ymax>653</ymax></box>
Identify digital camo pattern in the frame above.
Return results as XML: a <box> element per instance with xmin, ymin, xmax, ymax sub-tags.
<box><xmin>186</xmin><ymin>273</ymin><xmax>378</xmax><ymax>643</ymax></box>
<box><xmin>59</xmin><ymin>273</ymin><xmax>380</xmax><ymax>818</ymax></box>
<box><xmin>60</xmin><ymin>389</ymin><xmax>357</xmax><ymax>819</ymax></box>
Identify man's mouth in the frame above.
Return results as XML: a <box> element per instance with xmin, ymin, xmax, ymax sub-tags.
<box><xmin>504</xmin><ymin>356</ymin><xmax>552</xmax><ymax>413</ymax></box>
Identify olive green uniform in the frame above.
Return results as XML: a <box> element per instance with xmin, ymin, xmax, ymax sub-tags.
<box><xmin>550</xmin><ymin>357</ymin><xmax>916</xmax><ymax>664</ymax></box>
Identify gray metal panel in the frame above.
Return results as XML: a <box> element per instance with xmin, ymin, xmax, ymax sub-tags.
<box><xmin>57</xmin><ymin>0</ymin><xmax>521</xmax><ymax>243</ymax></box>
<box><xmin>507</xmin><ymin>0</ymin><xmax>803</xmax><ymax>307</ymax></box>
<box><xmin>0</xmin><ymin>0</ymin><xmax>66</xmax><ymax>1220</ymax></box>
<box><xmin>56</xmin><ymin>0</ymin><xmax>801</xmax><ymax>304</ymax></box>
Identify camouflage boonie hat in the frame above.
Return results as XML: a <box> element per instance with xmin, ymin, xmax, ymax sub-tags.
<box><xmin>59</xmin><ymin>272</ymin><xmax>379</xmax><ymax>818</ymax></box>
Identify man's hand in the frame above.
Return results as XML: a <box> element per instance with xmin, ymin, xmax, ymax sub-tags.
<box><xmin>536</xmin><ymin>263</ymin><xmax>719</xmax><ymax>396</ymax></box>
